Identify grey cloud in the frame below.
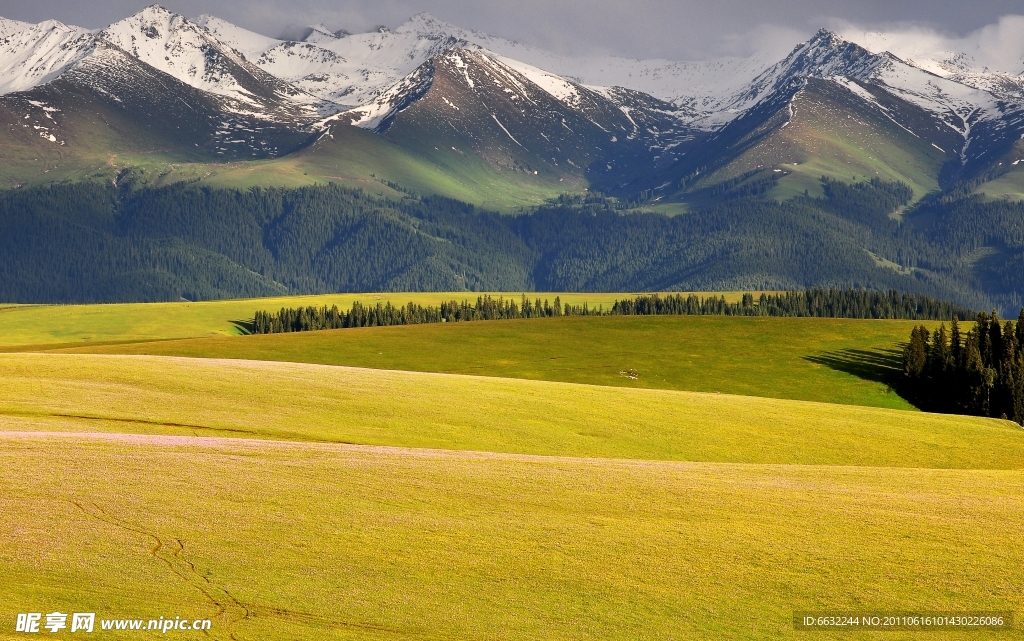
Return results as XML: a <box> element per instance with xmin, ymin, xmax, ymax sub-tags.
<box><xmin>0</xmin><ymin>0</ymin><xmax>1021</xmax><ymax>61</ymax></box>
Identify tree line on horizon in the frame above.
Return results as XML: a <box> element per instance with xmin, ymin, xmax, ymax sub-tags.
<box><xmin>252</xmin><ymin>288</ymin><xmax>976</xmax><ymax>335</ymax></box>
<box><xmin>903</xmin><ymin>309</ymin><xmax>1024</xmax><ymax>425</ymax></box>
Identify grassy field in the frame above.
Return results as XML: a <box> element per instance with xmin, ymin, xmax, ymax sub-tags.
<box><xmin>3</xmin><ymin>297</ymin><xmax>1021</xmax><ymax>640</ymax></box>
<box><xmin>0</xmin><ymin>292</ymin><xmax>764</xmax><ymax>349</ymax></box>
<box><xmin>71</xmin><ymin>315</ymin><xmax>932</xmax><ymax>410</ymax></box>
<box><xmin>1</xmin><ymin>353</ymin><xmax>1021</xmax><ymax>467</ymax></box>
<box><xmin>1</xmin><ymin>432</ymin><xmax>1022</xmax><ymax>641</ymax></box>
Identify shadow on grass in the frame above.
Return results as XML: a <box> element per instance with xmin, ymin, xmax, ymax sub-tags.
<box><xmin>803</xmin><ymin>347</ymin><xmax>905</xmax><ymax>390</ymax></box>
<box><xmin>229</xmin><ymin>319</ymin><xmax>254</xmax><ymax>336</ymax></box>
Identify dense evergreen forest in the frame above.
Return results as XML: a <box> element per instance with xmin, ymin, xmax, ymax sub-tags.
<box><xmin>0</xmin><ymin>178</ymin><xmax>1020</xmax><ymax>310</ymax></box>
<box><xmin>903</xmin><ymin>310</ymin><xmax>1024</xmax><ymax>425</ymax></box>
<box><xmin>253</xmin><ymin>289</ymin><xmax>975</xmax><ymax>334</ymax></box>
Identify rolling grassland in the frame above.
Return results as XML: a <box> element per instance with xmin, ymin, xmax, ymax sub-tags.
<box><xmin>75</xmin><ymin>315</ymin><xmax>929</xmax><ymax>409</ymax></box>
<box><xmin>2</xmin><ymin>306</ymin><xmax>1021</xmax><ymax>640</ymax></box>
<box><xmin>0</xmin><ymin>354</ymin><xmax>1021</xmax><ymax>467</ymax></box>
<box><xmin>1</xmin><ymin>432</ymin><xmax>1022</xmax><ymax>641</ymax></box>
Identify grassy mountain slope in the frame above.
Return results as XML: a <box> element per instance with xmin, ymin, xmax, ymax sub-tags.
<box><xmin>664</xmin><ymin>78</ymin><xmax>957</xmax><ymax>208</ymax></box>
<box><xmin>968</xmin><ymin>138</ymin><xmax>1024</xmax><ymax>200</ymax></box>
<box><xmin>294</xmin><ymin>123</ymin><xmax>568</xmax><ymax>210</ymax></box>
<box><xmin>0</xmin><ymin>45</ymin><xmax>578</xmax><ymax>209</ymax></box>
<box><xmin>0</xmin><ymin>90</ymin><xmax>571</xmax><ymax>210</ymax></box>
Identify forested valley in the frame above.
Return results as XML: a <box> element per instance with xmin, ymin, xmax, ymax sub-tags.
<box><xmin>0</xmin><ymin>177</ymin><xmax>1021</xmax><ymax>312</ymax></box>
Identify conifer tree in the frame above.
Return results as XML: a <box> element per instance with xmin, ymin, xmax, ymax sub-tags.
<box><xmin>928</xmin><ymin>323</ymin><xmax>949</xmax><ymax>377</ymax></box>
<box><xmin>904</xmin><ymin>326</ymin><xmax>928</xmax><ymax>380</ymax></box>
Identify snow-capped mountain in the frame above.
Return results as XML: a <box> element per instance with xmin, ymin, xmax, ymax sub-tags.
<box><xmin>193</xmin><ymin>11</ymin><xmax>778</xmax><ymax>120</ymax></box>
<box><xmin>198</xmin><ymin>13</ymin><xmax>477</xmax><ymax>108</ymax></box>
<box><xmin>0</xmin><ymin>16</ymin><xmax>29</xmax><ymax>38</ymax></box>
<box><xmin>2</xmin><ymin>4</ymin><xmax>1024</xmax><ymax>196</ymax></box>
<box><xmin>0</xmin><ymin>6</ymin><xmax>327</xmax><ymax>124</ymax></box>
<box><xmin>706</xmin><ymin>30</ymin><xmax>1009</xmax><ymax>135</ymax></box>
<box><xmin>317</xmin><ymin>46</ymin><xmax>695</xmax><ymax>192</ymax></box>
<box><xmin>0</xmin><ymin>19</ymin><xmax>94</xmax><ymax>94</ymax></box>
<box><xmin>97</xmin><ymin>6</ymin><xmax>322</xmax><ymax>116</ymax></box>
<box><xmin>841</xmin><ymin>25</ymin><xmax>1024</xmax><ymax>100</ymax></box>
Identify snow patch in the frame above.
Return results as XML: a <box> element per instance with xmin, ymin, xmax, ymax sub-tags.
<box><xmin>495</xmin><ymin>54</ymin><xmax>579</xmax><ymax>107</ymax></box>
<box><xmin>446</xmin><ymin>51</ymin><xmax>474</xmax><ymax>88</ymax></box>
<box><xmin>491</xmin><ymin>113</ymin><xmax>523</xmax><ymax>147</ymax></box>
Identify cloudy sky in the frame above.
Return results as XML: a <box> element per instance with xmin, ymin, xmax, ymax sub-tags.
<box><xmin>1</xmin><ymin>0</ymin><xmax>1023</xmax><ymax>62</ymax></box>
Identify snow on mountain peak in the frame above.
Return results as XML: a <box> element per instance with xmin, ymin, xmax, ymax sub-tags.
<box><xmin>193</xmin><ymin>14</ymin><xmax>277</xmax><ymax>60</ymax></box>
<box><xmin>303</xmin><ymin>24</ymin><xmax>340</xmax><ymax>44</ymax></box>
<box><xmin>398</xmin><ymin>13</ymin><xmax>468</xmax><ymax>37</ymax></box>
<box><xmin>0</xmin><ymin>18</ymin><xmax>95</xmax><ymax>95</ymax></box>
<box><xmin>2</xmin><ymin>6</ymin><xmax>1022</xmax><ymax>150</ymax></box>
<box><xmin>0</xmin><ymin>16</ymin><xmax>32</xmax><ymax>39</ymax></box>
<box><xmin>99</xmin><ymin>7</ymin><xmax>266</xmax><ymax>104</ymax></box>
<box><xmin>838</xmin><ymin>19</ymin><xmax>1024</xmax><ymax>100</ymax></box>
<box><xmin>807</xmin><ymin>28</ymin><xmax>843</xmax><ymax>47</ymax></box>
<box><xmin>495</xmin><ymin>55</ymin><xmax>581</xmax><ymax>107</ymax></box>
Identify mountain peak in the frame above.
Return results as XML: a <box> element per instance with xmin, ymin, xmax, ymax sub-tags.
<box><xmin>398</xmin><ymin>13</ymin><xmax>462</xmax><ymax>36</ymax></box>
<box><xmin>806</xmin><ymin>28</ymin><xmax>846</xmax><ymax>49</ymax></box>
<box><xmin>102</xmin><ymin>4</ymin><xmax>189</xmax><ymax>41</ymax></box>
<box><xmin>96</xmin><ymin>5</ymin><xmax>313</xmax><ymax>112</ymax></box>
<box><xmin>136</xmin><ymin>4</ymin><xmax>178</xmax><ymax>20</ymax></box>
<box><xmin>302</xmin><ymin>23</ymin><xmax>341</xmax><ymax>43</ymax></box>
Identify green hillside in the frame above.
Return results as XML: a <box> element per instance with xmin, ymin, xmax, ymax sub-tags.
<box><xmin>2</xmin><ymin>179</ymin><xmax>1020</xmax><ymax>309</ymax></box>
<box><xmin>73</xmin><ymin>315</ymin><xmax>923</xmax><ymax>410</ymax></box>
<box><xmin>291</xmin><ymin>124</ymin><xmax>569</xmax><ymax>211</ymax></box>
<box><xmin>0</xmin><ymin>84</ymin><xmax>570</xmax><ymax>211</ymax></box>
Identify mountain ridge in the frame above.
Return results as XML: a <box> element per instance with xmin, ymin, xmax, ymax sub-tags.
<box><xmin>1</xmin><ymin>5</ymin><xmax>1024</xmax><ymax>208</ymax></box>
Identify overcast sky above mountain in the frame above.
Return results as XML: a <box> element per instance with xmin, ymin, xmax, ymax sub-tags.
<box><xmin>1</xmin><ymin>0</ymin><xmax>1023</xmax><ymax>64</ymax></box>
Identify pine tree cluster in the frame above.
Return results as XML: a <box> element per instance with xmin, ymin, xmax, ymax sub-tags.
<box><xmin>253</xmin><ymin>295</ymin><xmax>596</xmax><ymax>333</ymax></box>
<box><xmin>611</xmin><ymin>288</ymin><xmax>973</xmax><ymax>319</ymax></box>
<box><xmin>903</xmin><ymin>309</ymin><xmax>1024</xmax><ymax>425</ymax></box>
<box><xmin>254</xmin><ymin>288</ymin><xmax>973</xmax><ymax>336</ymax></box>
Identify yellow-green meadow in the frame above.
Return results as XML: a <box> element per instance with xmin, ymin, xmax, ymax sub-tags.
<box><xmin>1</xmin><ymin>295</ymin><xmax>1020</xmax><ymax>640</ymax></box>
<box><xmin>1</xmin><ymin>433</ymin><xmax>1021</xmax><ymax>641</ymax></box>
